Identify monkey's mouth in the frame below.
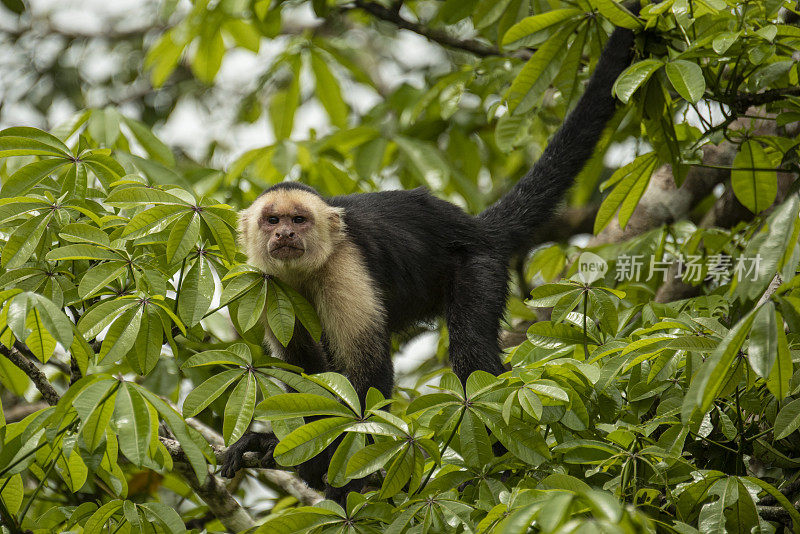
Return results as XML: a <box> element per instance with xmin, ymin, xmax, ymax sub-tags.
<box><xmin>269</xmin><ymin>244</ymin><xmax>305</xmax><ymax>259</ymax></box>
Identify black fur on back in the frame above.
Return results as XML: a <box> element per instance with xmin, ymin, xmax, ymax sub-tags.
<box><xmin>327</xmin><ymin>188</ymin><xmax>481</xmax><ymax>332</ymax></box>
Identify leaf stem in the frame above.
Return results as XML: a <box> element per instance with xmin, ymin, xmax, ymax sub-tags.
<box><xmin>734</xmin><ymin>386</ymin><xmax>745</xmax><ymax>476</ymax></box>
<box><xmin>174</xmin><ymin>257</ymin><xmax>187</xmax><ymax>313</ymax></box>
<box><xmin>415</xmin><ymin>404</ymin><xmax>467</xmax><ymax>495</ymax></box>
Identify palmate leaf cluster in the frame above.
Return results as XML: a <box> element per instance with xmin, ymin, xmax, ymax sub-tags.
<box><xmin>2</xmin><ymin>0</ymin><xmax>800</xmax><ymax>533</ymax></box>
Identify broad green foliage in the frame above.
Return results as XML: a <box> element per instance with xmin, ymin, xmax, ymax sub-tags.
<box><xmin>2</xmin><ymin>0</ymin><xmax>800</xmax><ymax>533</ymax></box>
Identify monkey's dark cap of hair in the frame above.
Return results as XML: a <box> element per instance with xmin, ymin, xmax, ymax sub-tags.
<box><xmin>261</xmin><ymin>181</ymin><xmax>321</xmax><ymax>197</ymax></box>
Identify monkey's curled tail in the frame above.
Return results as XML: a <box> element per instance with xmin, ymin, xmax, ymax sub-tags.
<box><xmin>479</xmin><ymin>24</ymin><xmax>637</xmax><ymax>258</ymax></box>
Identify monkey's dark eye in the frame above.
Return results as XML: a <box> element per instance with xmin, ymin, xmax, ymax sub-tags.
<box><xmin>267</xmin><ymin>216</ymin><xmax>279</xmax><ymax>224</ymax></box>
<box><xmin>293</xmin><ymin>216</ymin><xmax>306</xmax><ymax>224</ymax></box>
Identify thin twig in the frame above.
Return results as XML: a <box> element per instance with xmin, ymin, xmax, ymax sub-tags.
<box><xmin>352</xmin><ymin>0</ymin><xmax>502</xmax><ymax>57</ymax></box>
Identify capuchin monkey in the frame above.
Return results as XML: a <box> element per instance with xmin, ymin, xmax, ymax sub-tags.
<box><xmin>222</xmin><ymin>22</ymin><xmax>639</xmax><ymax>501</ymax></box>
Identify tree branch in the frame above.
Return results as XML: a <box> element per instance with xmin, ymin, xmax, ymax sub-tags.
<box><xmin>0</xmin><ymin>346</ymin><xmax>60</xmax><ymax>406</ymax></box>
<box><xmin>352</xmin><ymin>0</ymin><xmax>502</xmax><ymax>57</ymax></box>
<box><xmin>717</xmin><ymin>87</ymin><xmax>800</xmax><ymax>110</ymax></box>
<box><xmin>0</xmin><ymin>344</ymin><xmax>258</xmax><ymax>532</ymax></box>
<box><xmin>162</xmin><ymin>398</ymin><xmax>323</xmax><ymax>506</ymax></box>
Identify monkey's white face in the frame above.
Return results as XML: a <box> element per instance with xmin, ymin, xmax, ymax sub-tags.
<box><xmin>238</xmin><ymin>189</ymin><xmax>344</xmax><ymax>277</ymax></box>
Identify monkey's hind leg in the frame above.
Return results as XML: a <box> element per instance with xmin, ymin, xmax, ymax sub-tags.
<box><xmin>446</xmin><ymin>253</ymin><xmax>509</xmax><ymax>384</ymax></box>
<box><xmin>324</xmin><ymin>332</ymin><xmax>393</xmax><ymax>504</ymax></box>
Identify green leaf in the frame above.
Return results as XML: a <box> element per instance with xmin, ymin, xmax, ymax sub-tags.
<box><xmin>1</xmin><ymin>158</ymin><xmax>68</xmax><ymax>197</ymax></box>
<box><xmin>178</xmin><ymin>257</ymin><xmax>214</xmax><ymax>327</ymax></box>
<box><xmin>379</xmin><ymin>445</ymin><xmax>416</xmax><ymax>499</ymax></box>
<box><xmin>519</xmin><ymin>388</ymin><xmax>544</xmax><ymax>419</ymax></box>
<box><xmin>308</xmin><ymin>372</ymin><xmax>361</xmax><ymax>414</ymax></box>
<box><xmin>501</xmin><ymin>8</ymin><xmax>581</xmax><ymax>47</ymax></box>
<box><xmin>527</xmin><ymin>321</ymin><xmax>589</xmax><ymax>348</ymax></box>
<box><xmin>275</xmin><ymin>279</ymin><xmax>322</xmax><ymax>342</ymax></box>
<box><xmin>613</xmin><ymin>59</ymin><xmax>664</xmax><ymax>103</ymax></box>
<box><xmin>98</xmin><ymin>306</ymin><xmax>143</xmax><ymax>364</ymax></box>
<box><xmin>713</xmin><ymin>31</ymin><xmax>741</xmax><ymax>55</ymax></box>
<box><xmin>166</xmin><ymin>211</ymin><xmax>200</xmax><ymax>264</ymax></box>
<box><xmin>78</xmin><ymin>298</ymin><xmax>137</xmax><ymax>339</ymax></box>
<box><xmin>394</xmin><ymin>136</ymin><xmax>450</xmax><ymax>188</ymax></box>
<box><xmin>273</xmin><ymin>416</ymin><xmax>354</xmax><ymax>466</ymax></box>
<box><xmin>201</xmin><ymin>209</ymin><xmax>237</xmax><ymax>262</ymax></box>
<box><xmin>2</xmin><ymin>213</ymin><xmax>50</xmax><ymax>268</ymax></box>
<box><xmin>527</xmin><ymin>284</ymin><xmax>581</xmax><ymax>307</ymax></box>
<box><xmin>61</xmin><ymin>161</ymin><xmax>88</xmax><ymax>198</ymax></box>
<box><xmin>683</xmin><ymin>309</ymin><xmax>758</xmax><ymax>419</ymax></box>
<box><xmin>59</xmin><ymin>222</ymin><xmax>111</xmax><ymax>248</ymax></box>
<box><xmin>123</xmin><ymin>501</ymin><xmax>142</xmax><ymax>530</ymax></box>
<box><xmin>0</xmin><ymin>474</ymin><xmax>23</xmax><ymax>516</ymax></box>
<box><xmin>137</xmin><ymin>387</ymin><xmax>210</xmax><ymax>483</ymax></box>
<box><xmin>105</xmin><ymin>186</ymin><xmax>187</xmax><ymax>206</ymax></box>
<box><xmin>80</xmin><ymin>386</ymin><xmax>119</xmax><ymax>451</ymax></box>
<box><xmin>45</xmin><ymin>244</ymin><xmax>122</xmax><ymax>261</ymax></box>
<box><xmin>131</xmin><ymin>305</ymin><xmax>163</xmax><ymax>375</ymax></box>
<box><xmin>223</xmin><ymin>19</ymin><xmax>261</xmax><ymax>52</ymax></box>
<box><xmin>25</xmin><ymin>308</ymin><xmax>57</xmax><ymax>363</ymax></box>
<box><xmin>0</xmin><ymin>127</ymin><xmax>71</xmax><ymax>155</ymax></box>
<box><xmin>473</xmin><ymin>0</ymin><xmax>514</xmax><ymax>29</ymax></box>
<box><xmin>775</xmin><ymin>398</ymin><xmax>800</xmax><ymax>440</ymax></box>
<box><xmin>121</xmin><ymin>116</ymin><xmax>175</xmax><ymax>166</ymax></box>
<box><xmin>0</xmin><ymin>199</ymin><xmax>49</xmax><ymax>225</ymax></box>
<box><xmin>182</xmin><ymin>349</ymin><xmax>251</xmax><ymax>369</ymax></box>
<box><xmin>139</xmin><ymin>502</ymin><xmax>186</xmax><ymax>533</ymax></box>
<box><xmin>459</xmin><ymin>409</ymin><xmax>493</xmax><ymax>467</ymax></box>
<box><xmin>266</xmin><ymin>280</ymin><xmax>295</xmax><ymax>346</ymax></box>
<box><xmin>507</xmin><ymin>23</ymin><xmax>578</xmax><ymax>114</ymax></box>
<box><xmin>257</xmin><ymin>393</ymin><xmax>355</xmax><ymax>420</ymax></box>
<box><xmin>328</xmin><ymin>431</ymin><xmax>364</xmax><ymax>488</ymax></box>
<box><xmin>84</xmin><ymin>500</ymin><xmax>124</xmax><ymax>533</ymax></box>
<box><xmin>595</xmin><ymin>152</ymin><xmax>659</xmax><ymax>233</ymax></box>
<box><xmin>192</xmin><ymin>27</ymin><xmax>225</xmax><ymax>84</ymax></box>
<box><xmin>220</xmin><ymin>271</ymin><xmax>262</xmax><ymax>306</ymax></box>
<box><xmin>311</xmin><ymin>51</ymin><xmax>348</xmax><ymax>129</ymax></box>
<box><xmin>594</xmin><ymin>0</ymin><xmax>641</xmax><ymax>29</ymax></box>
<box><xmin>484</xmin><ymin>416</ymin><xmax>550</xmax><ymax>464</ymax></box>
<box><xmin>183</xmin><ymin>369</ymin><xmax>244</xmax><ymax>418</ymax></box>
<box><xmin>115</xmin><ymin>384</ymin><xmax>152</xmax><ymax>466</ymax></box>
<box><xmin>1</xmin><ymin>0</ymin><xmax>25</xmax><ymax>15</ymax></box>
<box><xmin>78</xmin><ymin>261</ymin><xmax>127</xmax><ymax>299</ymax></box>
<box><xmin>269</xmin><ymin>57</ymin><xmax>301</xmax><ymax>139</ymax></box>
<box><xmin>665</xmin><ymin>60</ymin><xmax>706</xmax><ymax>103</ymax></box>
<box><xmin>748</xmin><ymin>302</ymin><xmax>777</xmax><ymax>378</ymax></box>
<box><xmin>223</xmin><ymin>373</ymin><xmax>257</xmax><ymax>445</ymax></box>
<box><xmin>345</xmin><ymin>438</ymin><xmax>404</xmax><ymax>479</ymax></box>
<box><xmin>767</xmin><ymin>312</ymin><xmax>792</xmax><ymax>400</ymax></box>
<box><xmin>237</xmin><ymin>282</ymin><xmax>267</xmax><ymax>333</ymax></box>
<box><xmin>146</xmin><ymin>31</ymin><xmax>186</xmax><ymax>88</ymax></box>
<box><xmin>731</xmin><ymin>140</ymin><xmax>777</xmax><ymax>213</ymax></box>
<box><xmin>527</xmin><ymin>381</ymin><xmax>570</xmax><ymax>403</ymax></box>
<box><xmin>30</xmin><ymin>293</ymin><xmax>73</xmax><ymax>349</ymax></box>
<box><xmin>122</xmin><ymin>204</ymin><xmax>187</xmax><ymax>239</ymax></box>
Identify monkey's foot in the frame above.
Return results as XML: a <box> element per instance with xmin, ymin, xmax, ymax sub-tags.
<box><xmin>220</xmin><ymin>432</ymin><xmax>278</xmax><ymax>478</ymax></box>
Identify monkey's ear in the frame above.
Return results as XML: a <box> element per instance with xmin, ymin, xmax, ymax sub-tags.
<box><xmin>328</xmin><ymin>208</ymin><xmax>345</xmax><ymax>234</ymax></box>
<box><xmin>237</xmin><ymin>209</ymin><xmax>250</xmax><ymax>248</ymax></box>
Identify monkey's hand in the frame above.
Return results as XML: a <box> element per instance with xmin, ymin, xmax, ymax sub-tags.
<box><xmin>220</xmin><ymin>432</ymin><xmax>278</xmax><ymax>478</ymax></box>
